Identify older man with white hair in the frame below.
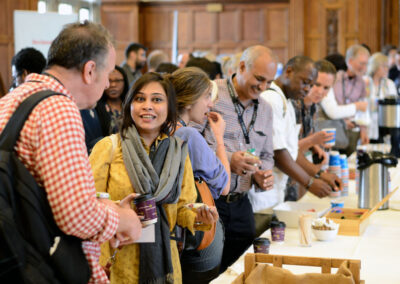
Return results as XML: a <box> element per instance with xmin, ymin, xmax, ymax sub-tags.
<box><xmin>332</xmin><ymin>44</ymin><xmax>370</xmax><ymax>155</ymax></box>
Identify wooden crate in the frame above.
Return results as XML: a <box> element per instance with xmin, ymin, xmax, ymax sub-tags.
<box><xmin>324</xmin><ymin>186</ymin><xmax>399</xmax><ymax>236</ymax></box>
<box><xmin>232</xmin><ymin>253</ymin><xmax>364</xmax><ymax>284</ymax></box>
<box><xmin>324</xmin><ymin>208</ymin><xmax>370</xmax><ymax>236</ymax></box>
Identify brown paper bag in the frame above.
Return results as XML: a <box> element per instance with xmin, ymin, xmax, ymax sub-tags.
<box><xmin>245</xmin><ymin>260</ymin><xmax>355</xmax><ymax>284</ymax></box>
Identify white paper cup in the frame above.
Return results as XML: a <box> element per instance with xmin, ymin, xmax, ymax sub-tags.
<box><xmin>322</xmin><ymin>128</ymin><xmax>336</xmax><ymax>147</ymax></box>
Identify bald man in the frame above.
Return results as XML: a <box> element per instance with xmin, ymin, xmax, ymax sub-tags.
<box><xmin>200</xmin><ymin>45</ymin><xmax>276</xmax><ymax>272</ymax></box>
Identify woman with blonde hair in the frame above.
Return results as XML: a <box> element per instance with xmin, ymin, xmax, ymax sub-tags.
<box><xmin>364</xmin><ymin>52</ymin><xmax>397</xmax><ymax>141</ymax></box>
<box><xmin>169</xmin><ymin>67</ymin><xmax>230</xmax><ymax>283</ymax></box>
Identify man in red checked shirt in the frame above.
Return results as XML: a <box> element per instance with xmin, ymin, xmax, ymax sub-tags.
<box><xmin>0</xmin><ymin>21</ymin><xmax>142</xmax><ymax>283</ymax></box>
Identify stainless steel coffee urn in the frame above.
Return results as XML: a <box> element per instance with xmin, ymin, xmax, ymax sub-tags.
<box><xmin>378</xmin><ymin>97</ymin><xmax>400</xmax><ymax>157</ymax></box>
<box><xmin>357</xmin><ymin>150</ymin><xmax>397</xmax><ymax>210</ymax></box>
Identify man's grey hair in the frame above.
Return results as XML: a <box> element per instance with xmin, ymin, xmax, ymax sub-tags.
<box><xmin>240</xmin><ymin>45</ymin><xmax>276</xmax><ymax>70</ymax></box>
<box><xmin>345</xmin><ymin>44</ymin><xmax>370</xmax><ymax>63</ymax></box>
<box><xmin>47</xmin><ymin>21</ymin><xmax>114</xmax><ymax>72</ymax></box>
<box><xmin>147</xmin><ymin>50</ymin><xmax>168</xmax><ymax>70</ymax></box>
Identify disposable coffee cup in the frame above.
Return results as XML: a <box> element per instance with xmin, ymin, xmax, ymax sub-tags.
<box><xmin>322</xmin><ymin>128</ymin><xmax>336</xmax><ymax>147</ymax></box>
<box><xmin>253</xmin><ymin>237</ymin><xmax>270</xmax><ymax>254</ymax></box>
<box><xmin>339</xmin><ymin>154</ymin><xmax>348</xmax><ymax>169</ymax></box>
<box><xmin>133</xmin><ymin>194</ymin><xmax>158</xmax><ymax>226</ymax></box>
<box><xmin>328</xmin><ymin>151</ymin><xmax>341</xmax><ymax>167</ymax></box>
<box><xmin>271</xmin><ymin>221</ymin><xmax>286</xmax><ymax>243</ymax></box>
<box><xmin>330</xmin><ymin>198</ymin><xmax>344</xmax><ymax>208</ymax></box>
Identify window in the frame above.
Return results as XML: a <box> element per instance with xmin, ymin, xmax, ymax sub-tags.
<box><xmin>38</xmin><ymin>1</ymin><xmax>46</xmax><ymax>13</ymax></box>
<box><xmin>79</xmin><ymin>8</ymin><xmax>90</xmax><ymax>22</ymax></box>
<box><xmin>58</xmin><ymin>3</ymin><xmax>73</xmax><ymax>15</ymax></box>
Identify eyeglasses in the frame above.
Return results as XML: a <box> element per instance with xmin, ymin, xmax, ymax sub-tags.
<box><xmin>109</xmin><ymin>79</ymin><xmax>124</xmax><ymax>84</ymax></box>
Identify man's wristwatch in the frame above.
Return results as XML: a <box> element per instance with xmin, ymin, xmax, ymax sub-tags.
<box><xmin>314</xmin><ymin>169</ymin><xmax>324</xmax><ymax>179</ymax></box>
<box><xmin>305</xmin><ymin>177</ymin><xmax>314</xmax><ymax>190</ymax></box>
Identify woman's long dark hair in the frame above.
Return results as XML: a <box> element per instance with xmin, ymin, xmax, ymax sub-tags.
<box><xmin>120</xmin><ymin>72</ymin><xmax>177</xmax><ymax>139</ymax></box>
<box><xmin>95</xmin><ymin>65</ymin><xmax>130</xmax><ymax>135</ymax></box>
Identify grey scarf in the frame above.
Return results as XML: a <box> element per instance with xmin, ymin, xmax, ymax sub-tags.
<box><xmin>121</xmin><ymin>125</ymin><xmax>188</xmax><ymax>283</ymax></box>
<box><xmin>121</xmin><ymin>125</ymin><xmax>187</xmax><ymax>203</ymax></box>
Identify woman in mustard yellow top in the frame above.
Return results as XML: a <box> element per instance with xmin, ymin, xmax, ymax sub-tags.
<box><xmin>89</xmin><ymin>73</ymin><xmax>219</xmax><ymax>284</ymax></box>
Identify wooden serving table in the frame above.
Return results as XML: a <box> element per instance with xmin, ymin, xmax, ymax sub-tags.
<box><xmin>211</xmin><ymin>175</ymin><xmax>400</xmax><ymax>284</ymax></box>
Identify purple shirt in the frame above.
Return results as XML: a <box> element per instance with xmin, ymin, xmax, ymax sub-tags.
<box><xmin>175</xmin><ymin>126</ymin><xmax>228</xmax><ymax>199</ymax></box>
<box><xmin>333</xmin><ymin>70</ymin><xmax>366</xmax><ymax>104</ymax></box>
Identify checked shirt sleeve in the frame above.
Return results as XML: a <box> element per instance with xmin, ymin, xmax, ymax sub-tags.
<box><xmin>31</xmin><ymin>96</ymin><xmax>118</xmax><ymax>242</ymax></box>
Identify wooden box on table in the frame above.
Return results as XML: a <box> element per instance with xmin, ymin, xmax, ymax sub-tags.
<box><xmin>323</xmin><ymin>186</ymin><xmax>399</xmax><ymax>236</ymax></box>
<box><xmin>324</xmin><ymin>208</ymin><xmax>371</xmax><ymax>236</ymax></box>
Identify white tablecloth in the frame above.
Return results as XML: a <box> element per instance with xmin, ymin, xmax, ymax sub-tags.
<box><xmin>211</xmin><ymin>175</ymin><xmax>400</xmax><ymax>284</ymax></box>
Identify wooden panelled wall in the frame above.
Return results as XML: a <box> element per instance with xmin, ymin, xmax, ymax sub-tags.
<box><xmin>102</xmin><ymin>0</ymin><xmax>301</xmax><ymax>65</ymax></box>
<box><xmin>139</xmin><ymin>0</ymin><xmax>300</xmax><ymax>64</ymax></box>
<box><xmin>102</xmin><ymin>0</ymin><xmax>400</xmax><ymax>65</ymax></box>
<box><xmin>304</xmin><ymin>0</ymin><xmax>384</xmax><ymax>60</ymax></box>
<box><xmin>0</xmin><ymin>0</ymin><xmax>399</xmax><ymax>93</ymax></box>
<box><xmin>0</xmin><ymin>0</ymin><xmax>38</xmax><ymax>94</ymax></box>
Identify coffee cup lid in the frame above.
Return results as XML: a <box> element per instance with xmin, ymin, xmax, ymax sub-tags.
<box><xmin>253</xmin><ymin>237</ymin><xmax>270</xmax><ymax>245</ymax></box>
<box><xmin>134</xmin><ymin>193</ymin><xmax>154</xmax><ymax>203</ymax></box>
<box><xmin>271</xmin><ymin>221</ymin><xmax>286</xmax><ymax>228</ymax></box>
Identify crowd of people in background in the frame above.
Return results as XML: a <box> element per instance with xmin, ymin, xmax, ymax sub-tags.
<box><xmin>1</xmin><ymin>20</ymin><xmax>399</xmax><ymax>284</ymax></box>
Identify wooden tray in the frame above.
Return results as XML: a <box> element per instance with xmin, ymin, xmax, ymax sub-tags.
<box><xmin>232</xmin><ymin>253</ymin><xmax>364</xmax><ymax>284</ymax></box>
<box><xmin>324</xmin><ymin>186</ymin><xmax>399</xmax><ymax>236</ymax></box>
<box><xmin>324</xmin><ymin>208</ymin><xmax>370</xmax><ymax>236</ymax></box>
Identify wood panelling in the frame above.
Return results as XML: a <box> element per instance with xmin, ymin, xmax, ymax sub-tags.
<box><xmin>242</xmin><ymin>10</ymin><xmax>261</xmax><ymax>42</ymax></box>
<box><xmin>265</xmin><ymin>8</ymin><xmax>288</xmax><ymax>43</ymax></box>
<box><xmin>194</xmin><ymin>11</ymin><xmax>214</xmax><ymax>44</ymax></box>
<box><xmin>177</xmin><ymin>10</ymin><xmax>191</xmax><ymax>50</ymax></box>
<box><xmin>358</xmin><ymin>0</ymin><xmax>381</xmax><ymax>52</ymax></box>
<box><xmin>304</xmin><ymin>0</ymin><xmax>385</xmax><ymax>60</ymax></box>
<box><xmin>382</xmin><ymin>0</ymin><xmax>399</xmax><ymax>46</ymax></box>
<box><xmin>101</xmin><ymin>1</ymin><xmax>140</xmax><ymax>64</ymax></box>
<box><xmin>136</xmin><ymin>2</ymin><xmax>292</xmax><ymax>63</ymax></box>
<box><xmin>289</xmin><ymin>0</ymin><xmax>304</xmax><ymax>56</ymax></box>
<box><xmin>218</xmin><ymin>11</ymin><xmax>236</xmax><ymax>42</ymax></box>
<box><xmin>100</xmin><ymin>0</ymin><xmax>400</xmax><ymax>66</ymax></box>
<box><xmin>0</xmin><ymin>0</ymin><xmax>38</xmax><ymax>93</ymax></box>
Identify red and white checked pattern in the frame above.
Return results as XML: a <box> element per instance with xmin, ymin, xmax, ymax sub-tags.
<box><xmin>0</xmin><ymin>74</ymin><xmax>118</xmax><ymax>283</ymax></box>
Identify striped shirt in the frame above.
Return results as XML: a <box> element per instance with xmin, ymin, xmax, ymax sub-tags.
<box><xmin>201</xmin><ymin>75</ymin><xmax>274</xmax><ymax>193</ymax></box>
<box><xmin>0</xmin><ymin>74</ymin><xmax>119</xmax><ymax>283</ymax></box>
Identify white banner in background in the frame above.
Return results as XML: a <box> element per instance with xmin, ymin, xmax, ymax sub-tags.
<box><xmin>14</xmin><ymin>11</ymin><xmax>78</xmax><ymax>58</ymax></box>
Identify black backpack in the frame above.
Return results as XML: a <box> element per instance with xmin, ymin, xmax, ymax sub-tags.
<box><xmin>0</xmin><ymin>90</ymin><xmax>91</xmax><ymax>283</ymax></box>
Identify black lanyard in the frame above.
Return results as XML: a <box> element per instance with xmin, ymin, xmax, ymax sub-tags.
<box><xmin>342</xmin><ymin>75</ymin><xmax>356</xmax><ymax>104</ymax></box>
<box><xmin>178</xmin><ymin>118</ymin><xmax>187</xmax><ymax>127</ymax></box>
<box><xmin>227</xmin><ymin>80</ymin><xmax>258</xmax><ymax>145</ymax></box>
<box><xmin>42</xmin><ymin>72</ymin><xmax>65</xmax><ymax>87</ymax></box>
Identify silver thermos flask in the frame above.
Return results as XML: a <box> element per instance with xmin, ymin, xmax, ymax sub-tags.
<box><xmin>357</xmin><ymin>149</ymin><xmax>397</xmax><ymax>210</ymax></box>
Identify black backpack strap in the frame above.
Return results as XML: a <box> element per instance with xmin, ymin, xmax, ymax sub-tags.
<box><xmin>0</xmin><ymin>90</ymin><xmax>65</xmax><ymax>151</ymax></box>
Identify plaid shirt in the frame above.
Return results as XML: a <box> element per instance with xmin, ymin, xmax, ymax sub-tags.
<box><xmin>201</xmin><ymin>75</ymin><xmax>274</xmax><ymax>193</ymax></box>
<box><xmin>0</xmin><ymin>74</ymin><xmax>119</xmax><ymax>283</ymax></box>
